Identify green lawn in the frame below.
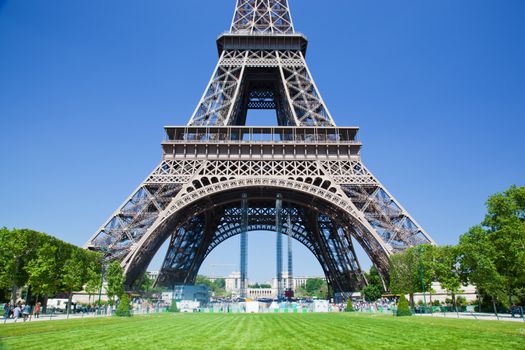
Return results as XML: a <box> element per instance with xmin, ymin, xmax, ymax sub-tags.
<box><xmin>1</xmin><ymin>313</ymin><xmax>524</xmax><ymax>350</ymax></box>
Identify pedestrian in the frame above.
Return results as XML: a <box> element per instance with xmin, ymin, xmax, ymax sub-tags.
<box><xmin>34</xmin><ymin>302</ymin><xmax>41</xmax><ymax>319</ymax></box>
<box><xmin>3</xmin><ymin>303</ymin><xmax>9</xmax><ymax>319</ymax></box>
<box><xmin>22</xmin><ymin>304</ymin><xmax>31</xmax><ymax>322</ymax></box>
<box><xmin>13</xmin><ymin>305</ymin><xmax>21</xmax><ymax>322</ymax></box>
<box><xmin>511</xmin><ymin>304</ymin><xmax>523</xmax><ymax>318</ymax></box>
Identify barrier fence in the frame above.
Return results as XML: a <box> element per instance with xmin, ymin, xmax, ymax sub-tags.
<box><xmin>3</xmin><ymin>304</ymin><xmax>523</xmax><ymax>323</ymax></box>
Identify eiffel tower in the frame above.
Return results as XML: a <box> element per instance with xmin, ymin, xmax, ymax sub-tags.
<box><xmin>85</xmin><ymin>0</ymin><xmax>435</xmax><ymax>294</ymax></box>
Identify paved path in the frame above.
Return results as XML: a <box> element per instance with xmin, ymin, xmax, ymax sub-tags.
<box><xmin>3</xmin><ymin>311</ymin><xmax>524</xmax><ymax>324</ymax></box>
<box><xmin>2</xmin><ymin>310</ymin><xmax>163</xmax><ymax>324</ymax></box>
<box><xmin>2</xmin><ymin>312</ymin><xmax>111</xmax><ymax>324</ymax></box>
<box><xmin>416</xmin><ymin>312</ymin><xmax>525</xmax><ymax>322</ymax></box>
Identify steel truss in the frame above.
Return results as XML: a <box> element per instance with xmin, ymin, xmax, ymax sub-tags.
<box><xmin>189</xmin><ymin>50</ymin><xmax>334</xmax><ymax>127</ymax></box>
<box><xmin>85</xmin><ymin>0</ymin><xmax>436</xmax><ymax>295</ymax></box>
<box><xmin>154</xmin><ymin>203</ymin><xmax>366</xmax><ymax>293</ymax></box>
<box><xmin>231</xmin><ymin>0</ymin><xmax>294</xmax><ymax>34</ymax></box>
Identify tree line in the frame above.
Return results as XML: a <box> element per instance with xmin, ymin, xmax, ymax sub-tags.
<box><xmin>295</xmin><ymin>278</ymin><xmax>328</xmax><ymax>298</ymax></box>
<box><xmin>387</xmin><ymin>185</ymin><xmax>525</xmax><ymax>311</ymax></box>
<box><xmin>0</xmin><ymin>228</ymin><xmax>108</xmax><ymax>313</ymax></box>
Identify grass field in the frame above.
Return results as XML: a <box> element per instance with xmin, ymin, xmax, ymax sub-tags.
<box><xmin>1</xmin><ymin>313</ymin><xmax>524</xmax><ymax>350</ymax></box>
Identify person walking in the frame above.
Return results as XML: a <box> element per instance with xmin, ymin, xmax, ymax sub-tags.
<box><xmin>33</xmin><ymin>302</ymin><xmax>41</xmax><ymax>319</ymax></box>
<box><xmin>511</xmin><ymin>304</ymin><xmax>524</xmax><ymax>318</ymax></box>
<box><xmin>22</xmin><ymin>304</ymin><xmax>31</xmax><ymax>322</ymax></box>
<box><xmin>3</xmin><ymin>303</ymin><xmax>11</xmax><ymax>324</ymax></box>
<box><xmin>13</xmin><ymin>305</ymin><xmax>21</xmax><ymax>323</ymax></box>
<box><xmin>3</xmin><ymin>303</ymin><xmax>9</xmax><ymax>320</ymax></box>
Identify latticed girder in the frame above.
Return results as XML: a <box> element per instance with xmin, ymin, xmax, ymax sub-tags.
<box><xmin>154</xmin><ymin>203</ymin><xmax>367</xmax><ymax>293</ymax></box>
<box><xmin>86</xmin><ymin>182</ymin><xmax>182</xmax><ymax>260</ymax></box>
<box><xmin>231</xmin><ymin>0</ymin><xmax>294</xmax><ymax>34</ymax></box>
<box><xmin>85</xmin><ymin>155</ymin><xmax>434</xmax><ymax>284</ymax></box>
<box><xmin>188</xmin><ymin>50</ymin><xmax>335</xmax><ymax>127</ymax></box>
<box><xmin>189</xmin><ymin>51</ymin><xmax>244</xmax><ymax>127</ymax></box>
<box><xmin>342</xmin><ymin>182</ymin><xmax>433</xmax><ymax>253</ymax></box>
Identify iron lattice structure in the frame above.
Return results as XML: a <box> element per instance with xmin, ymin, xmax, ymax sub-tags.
<box><xmin>85</xmin><ymin>0</ymin><xmax>435</xmax><ymax>294</ymax></box>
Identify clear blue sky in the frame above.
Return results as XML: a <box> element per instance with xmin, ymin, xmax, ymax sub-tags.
<box><xmin>0</xmin><ymin>0</ymin><xmax>524</xmax><ymax>283</ymax></box>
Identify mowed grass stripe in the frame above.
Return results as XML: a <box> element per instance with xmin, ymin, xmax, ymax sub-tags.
<box><xmin>326</xmin><ymin>314</ymin><xmax>522</xmax><ymax>349</ymax></box>
<box><xmin>1</xmin><ymin>313</ymin><xmax>524</xmax><ymax>350</ymax></box>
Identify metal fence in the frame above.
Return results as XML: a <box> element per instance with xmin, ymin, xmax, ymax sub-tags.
<box><xmin>2</xmin><ymin>307</ymin><xmax>169</xmax><ymax>324</ymax></box>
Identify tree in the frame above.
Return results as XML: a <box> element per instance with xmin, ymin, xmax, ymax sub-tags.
<box><xmin>389</xmin><ymin>245</ymin><xmax>436</xmax><ymax>307</ymax></box>
<box><xmin>362</xmin><ymin>285</ymin><xmax>382</xmax><ymax>303</ymax></box>
<box><xmin>455</xmin><ymin>186</ymin><xmax>525</xmax><ymax>312</ymax></box>
<box><xmin>26</xmin><ymin>242</ymin><xmax>63</xmax><ymax>304</ymax></box>
<box><xmin>139</xmin><ymin>273</ymin><xmax>154</xmax><ymax>293</ymax></box>
<box><xmin>396</xmin><ymin>295</ymin><xmax>411</xmax><ymax>317</ymax></box>
<box><xmin>389</xmin><ymin>250</ymin><xmax>419</xmax><ymax>307</ymax></box>
<box><xmin>482</xmin><ymin>186</ymin><xmax>525</xmax><ymax>306</ymax></box>
<box><xmin>214</xmin><ymin>278</ymin><xmax>226</xmax><ymax>289</ymax></box>
<box><xmin>115</xmin><ymin>293</ymin><xmax>132</xmax><ymax>317</ymax></box>
<box><xmin>294</xmin><ymin>285</ymin><xmax>307</xmax><ymax>298</ymax></box>
<box><xmin>434</xmin><ymin>246</ymin><xmax>462</xmax><ymax>312</ymax></box>
<box><xmin>84</xmin><ymin>254</ymin><xmax>103</xmax><ymax>305</ymax></box>
<box><xmin>106</xmin><ymin>262</ymin><xmax>125</xmax><ymax>305</ymax></box>
<box><xmin>414</xmin><ymin>245</ymin><xmax>436</xmax><ymax>294</ymax></box>
<box><xmin>0</xmin><ymin>228</ymin><xmax>105</xmax><ymax>310</ymax></box>
<box><xmin>62</xmin><ymin>248</ymin><xmax>87</xmax><ymax>316</ymax></box>
<box><xmin>0</xmin><ymin>228</ymin><xmax>41</xmax><ymax>303</ymax></box>
<box><xmin>195</xmin><ymin>275</ymin><xmax>227</xmax><ymax>296</ymax></box>
<box><xmin>345</xmin><ymin>298</ymin><xmax>354</xmax><ymax>312</ymax></box>
<box><xmin>362</xmin><ymin>266</ymin><xmax>384</xmax><ymax>302</ymax></box>
<box><xmin>169</xmin><ymin>299</ymin><xmax>179</xmax><ymax>313</ymax></box>
<box><xmin>365</xmin><ymin>266</ymin><xmax>383</xmax><ymax>288</ymax></box>
<box><xmin>248</xmin><ymin>283</ymin><xmax>271</xmax><ymax>289</ymax></box>
<box><xmin>305</xmin><ymin>278</ymin><xmax>325</xmax><ymax>297</ymax></box>
<box><xmin>458</xmin><ymin>226</ymin><xmax>507</xmax><ymax>314</ymax></box>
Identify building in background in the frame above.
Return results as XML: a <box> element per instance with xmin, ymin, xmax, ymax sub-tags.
<box><xmin>225</xmin><ymin>272</ymin><xmax>251</xmax><ymax>296</ymax></box>
<box><xmin>412</xmin><ymin>282</ymin><xmax>477</xmax><ymax>304</ymax></box>
<box><xmin>223</xmin><ymin>271</ymin><xmax>326</xmax><ymax>298</ymax></box>
<box><xmin>162</xmin><ymin>285</ymin><xmax>210</xmax><ymax>305</ymax></box>
<box><xmin>247</xmin><ymin>288</ymin><xmax>275</xmax><ymax>300</ymax></box>
<box><xmin>271</xmin><ymin>272</ymin><xmax>325</xmax><ymax>291</ymax></box>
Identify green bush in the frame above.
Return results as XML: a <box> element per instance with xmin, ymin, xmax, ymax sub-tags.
<box><xmin>396</xmin><ymin>295</ymin><xmax>412</xmax><ymax>317</ymax></box>
<box><xmin>115</xmin><ymin>294</ymin><xmax>132</xmax><ymax>317</ymax></box>
<box><xmin>456</xmin><ymin>296</ymin><xmax>467</xmax><ymax>307</ymax></box>
<box><xmin>168</xmin><ymin>300</ymin><xmax>179</xmax><ymax>313</ymax></box>
<box><xmin>345</xmin><ymin>299</ymin><xmax>354</xmax><ymax>312</ymax></box>
<box><xmin>432</xmin><ymin>300</ymin><xmax>441</xmax><ymax>307</ymax></box>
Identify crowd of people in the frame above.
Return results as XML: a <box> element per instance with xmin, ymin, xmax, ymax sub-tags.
<box><xmin>337</xmin><ymin>299</ymin><xmax>397</xmax><ymax>313</ymax></box>
<box><xmin>3</xmin><ymin>302</ymin><xmax>41</xmax><ymax>322</ymax></box>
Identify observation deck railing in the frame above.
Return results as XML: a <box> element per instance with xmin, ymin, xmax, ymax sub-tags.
<box><xmin>163</xmin><ymin>126</ymin><xmax>359</xmax><ymax>145</ymax></box>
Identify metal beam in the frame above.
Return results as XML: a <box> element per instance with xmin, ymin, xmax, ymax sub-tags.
<box><xmin>240</xmin><ymin>193</ymin><xmax>248</xmax><ymax>298</ymax></box>
<box><xmin>275</xmin><ymin>193</ymin><xmax>283</xmax><ymax>300</ymax></box>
